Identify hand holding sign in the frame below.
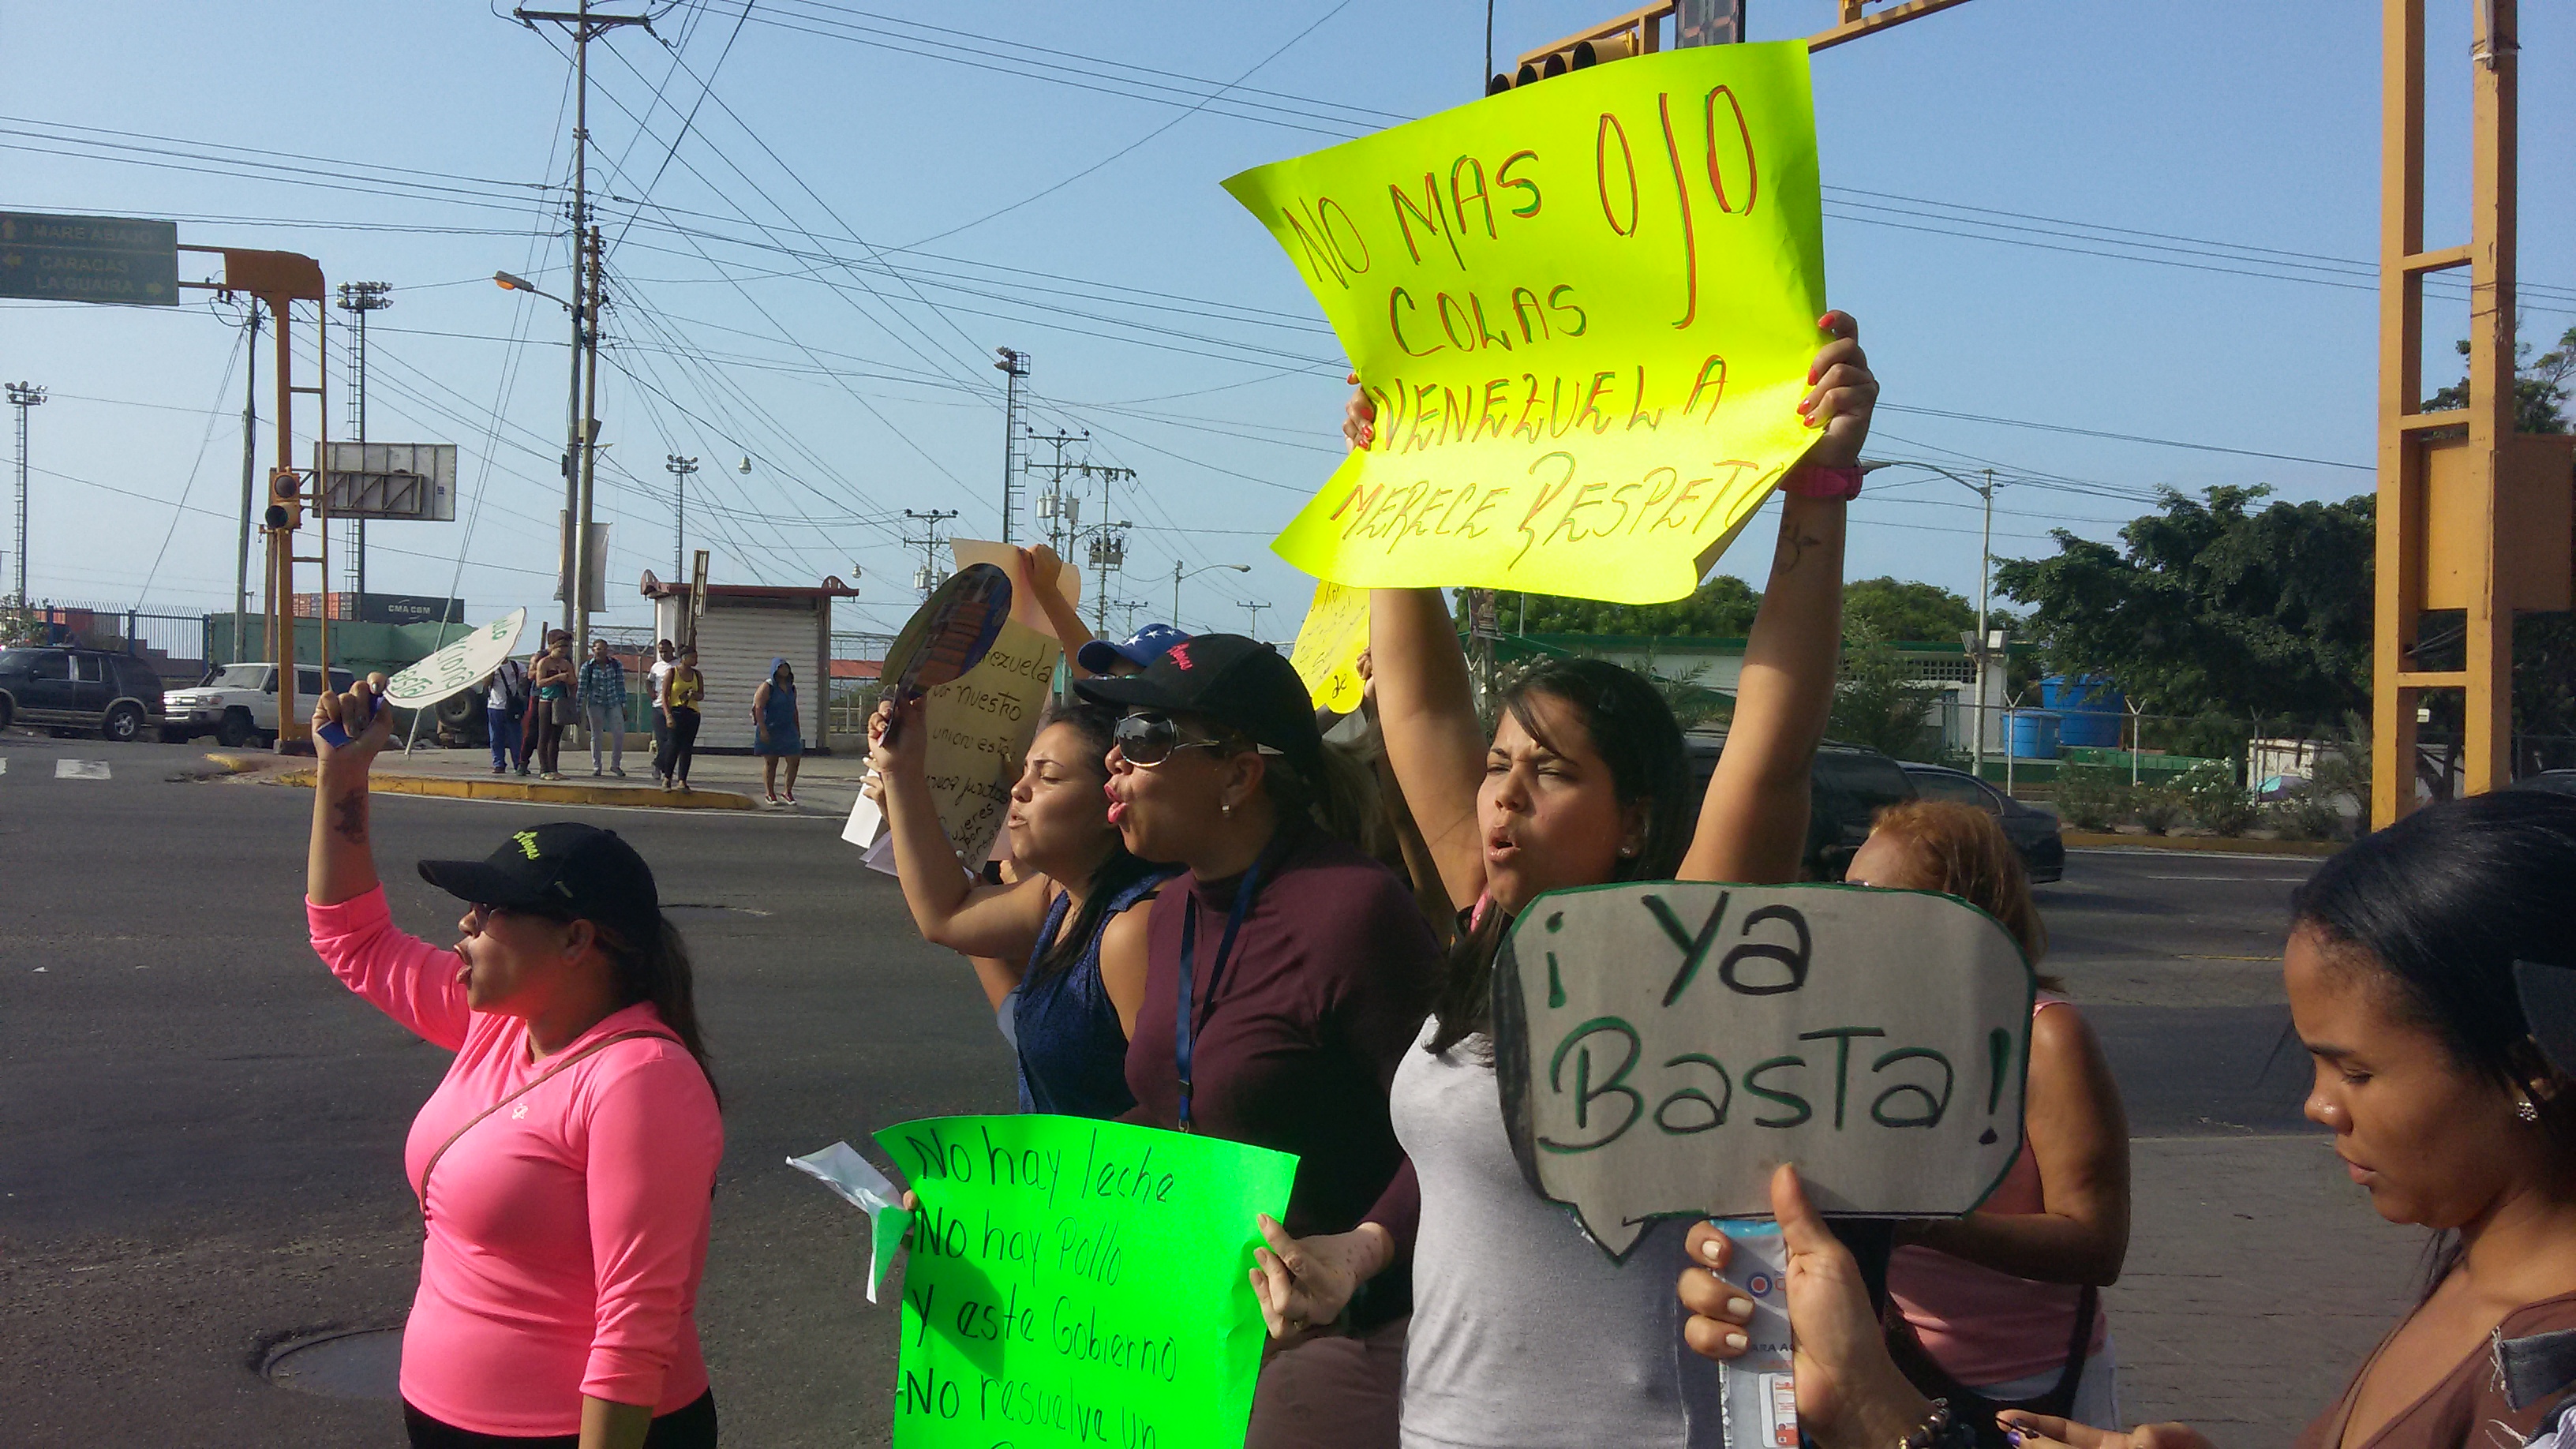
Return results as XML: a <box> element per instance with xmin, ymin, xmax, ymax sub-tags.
<box><xmin>1493</xmin><ymin>882</ymin><xmax>2035</xmax><ymax>1257</ymax></box>
<box><xmin>874</xmin><ymin>1114</ymin><xmax>1294</xmax><ymax>1449</ymax></box>
<box><xmin>1227</xmin><ymin>42</ymin><xmax>1831</xmax><ymax>603</ymax></box>
<box><xmin>313</xmin><ymin>672</ymin><xmax>395</xmax><ymax>767</ymax></box>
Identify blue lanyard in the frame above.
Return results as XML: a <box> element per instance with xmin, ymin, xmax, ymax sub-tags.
<box><xmin>1174</xmin><ymin>856</ymin><xmax>1269</xmax><ymax>1133</ymax></box>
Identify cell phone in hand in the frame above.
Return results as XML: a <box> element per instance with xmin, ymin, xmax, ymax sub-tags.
<box><xmin>1714</xmin><ymin>1219</ymin><xmax>1797</xmax><ymax>1449</ymax></box>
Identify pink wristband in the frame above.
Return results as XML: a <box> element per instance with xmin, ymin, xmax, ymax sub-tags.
<box><xmin>1783</xmin><ymin>462</ymin><xmax>1863</xmax><ymax>500</ymax></box>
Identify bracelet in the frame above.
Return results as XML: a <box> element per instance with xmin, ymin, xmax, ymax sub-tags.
<box><xmin>1897</xmin><ymin>1399</ymin><xmax>1975</xmax><ymax>1449</ymax></box>
<box><xmin>1783</xmin><ymin>462</ymin><xmax>1865</xmax><ymax>500</ymax></box>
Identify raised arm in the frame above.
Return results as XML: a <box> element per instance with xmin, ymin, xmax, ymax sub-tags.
<box><xmin>1367</xmin><ymin>587</ymin><xmax>1489</xmax><ymax>911</ymax></box>
<box><xmin>1018</xmin><ymin>545</ymin><xmax>1101</xmax><ymax>677</ymax></box>
<box><xmin>867</xmin><ymin>695</ymin><xmax>1054</xmax><ymax>1007</ymax></box>
<box><xmin>308</xmin><ymin>675</ymin><xmax>393</xmax><ymax>907</ymax></box>
<box><xmin>1679</xmin><ymin>313</ymin><xmax>1876</xmax><ymax>886</ymax></box>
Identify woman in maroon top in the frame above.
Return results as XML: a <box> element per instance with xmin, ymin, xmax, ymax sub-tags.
<box><xmin>1078</xmin><ymin>635</ymin><xmax>1439</xmax><ymax>1449</ymax></box>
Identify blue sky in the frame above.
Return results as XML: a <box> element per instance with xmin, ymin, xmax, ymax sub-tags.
<box><xmin>2</xmin><ymin>0</ymin><xmax>2568</xmax><ymax>642</ymax></box>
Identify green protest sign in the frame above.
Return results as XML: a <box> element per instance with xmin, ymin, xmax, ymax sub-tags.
<box><xmin>875</xmin><ymin>1114</ymin><xmax>1297</xmax><ymax>1448</ymax></box>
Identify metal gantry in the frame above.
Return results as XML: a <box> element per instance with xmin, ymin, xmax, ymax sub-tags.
<box><xmin>6</xmin><ymin>380</ymin><xmax>43</xmax><ymax>612</ymax></box>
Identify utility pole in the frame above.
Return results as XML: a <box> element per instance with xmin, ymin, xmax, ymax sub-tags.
<box><xmin>234</xmin><ymin>303</ymin><xmax>260</xmax><ymax>661</ymax></box>
<box><xmin>904</xmin><ymin>508</ymin><xmax>958</xmax><ymax>600</ymax></box>
<box><xmin>515</xmin><ymin>0</ymin><xmax>651</xmax><ymax>650</ymax></box>
<box><xmin>1238</xmin><ymin>600</ymin><xmax>1269</xmax><ymax>639</ymax></box>
<box><xmin>7</xmin><ymin>380</ymin><xmax>43</xmax><ymax>613</ymax></box>
<box><xmin>1026</xmin><ymin>430</ymin><xmax>1091</xmax><ymax>559</ymax></box>
<box><xmin>665</xmin><ymin>454</ymin><xmax>697</xmax><ymax>580</ymax></box>
<box><xmin>1971</xmin><ymin>466</ymin><xmax>1994</xmax><ymax>777</ymax></box>
<box><xmin>575</xmin><ymin>223</ymin><xmax>605</xmax><ymax>661</ymax></box>
<box><xmin>335</xmin><ymin>281</ymin><xmax>391</xmax><ymax>624</ymax></box>
<box><xmin>994</xmin><ymin>346</ymin><xmax>1028</xmax><ymax>543</ymax></box>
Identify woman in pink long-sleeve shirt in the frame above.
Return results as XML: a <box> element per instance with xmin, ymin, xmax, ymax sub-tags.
<box><xmin>305</xmin><ymin>676</ymin><xmax>724</xmax><ymax>1449</ymax></box>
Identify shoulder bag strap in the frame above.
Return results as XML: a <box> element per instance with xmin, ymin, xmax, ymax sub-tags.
<box><xmin>416</xmin><ymin>1028</ymin><xmax>682</xmax><ymax>1210</ymax></box>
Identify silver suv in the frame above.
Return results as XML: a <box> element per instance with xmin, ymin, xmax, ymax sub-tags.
<box><xmin>162</xmin><ymin>662</ymin><xmax>355</xmax><ymax>748</ymax></box>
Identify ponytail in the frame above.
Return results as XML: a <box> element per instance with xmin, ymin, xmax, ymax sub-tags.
<box><xmin>604</xmin><ymin>918</ymin><xmax>721</xmax><ymax>1107</ymax></box>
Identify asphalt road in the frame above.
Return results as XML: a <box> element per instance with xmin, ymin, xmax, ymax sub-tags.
<box><xmin>0</xmin><ymin>732</ymin><xmax>2323</xmax><ymax>1446</ymax></box>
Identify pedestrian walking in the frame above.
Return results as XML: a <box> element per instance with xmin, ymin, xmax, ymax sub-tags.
<box><xmin>656</xmin><ymin>646</ymin><xmax>703</xmax><ymax>793</ymax></box>
<box><xmin>869</xmin><ymin>695</ymin><xmax>1176</xmax><ymax>1116</ymax></box>
<box><xmin>580</xmin><ymin>639</ymin><xmax>629</xmax><ymax>778</ymax></box>
<box><xmin>1246</xmin><ymin>313</ymin><xmax>1873</xmax><ymax>1449</ymax></box>
<box><xmin>1076</xmin><ymin>636</ymin><xmax>1437</xmax><ymax>1449</ymax></box>
<box><xmin>1847</xmin><ymin>799</ymin><xmax>2130</xmax><ymax>1441</ymax></box>
<box><xmin>751</xmin><ymin>658</ymin><xmax>802</xmax><ymax>806</ymax></box>
<box><xmin>530</xmin><ymin>632</ymin><xmax>576</xmax><ymax>781</ymax></box>
<box><xmin>485</xmin><ymin>654</ymin><xmax>530</xmax><ymax>777</ymax></box>
<box><xmin>302</xmin><ymin>677</ymin><xmax>723</xmax><ymax>1448</ymax></box>
<box><xmin>646</xmin><ymin>641</ymin><xmax>676</xmax><ymax>787</ymax></box>
<box><xmin>1682</xmin><ymin>790</ymin><xmax>2576</xmax><ymax>1449</ymax></box>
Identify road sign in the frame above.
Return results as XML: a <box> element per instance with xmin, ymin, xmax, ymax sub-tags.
<box><xmin>0</xmin><ymin>212</ymin><xmax>178</xmax><ymax>306</ymax></box>
<box><xmin>318</xmin><ymin>441</ymin><xmax>458</xmax><ymax>521</ymax></box>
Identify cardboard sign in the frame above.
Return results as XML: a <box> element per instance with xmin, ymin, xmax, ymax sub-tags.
<box><xmin>876</xmin><ymin>1114</ymin><xmax>1296</xmax><ymax>1449</ymax></box>
<box><xmin>1223</xmin><ymin>43</ymin><xmax>1826</xmax><ymax>604</ymax></box>
<box><xmin>909</xmin><ymin>620</ymin><xmax>1059</xmax><ymax>868</ymax></box>
<box><xmin>1287</xmin><ymin>578</ymin><xmax>1369</xmax><ymax>715</ymax></box>
<box><xmin>953</xmin><ymin>538</ymin><xmax>1084</xmax><ymax>635</ymax></box>
<box><xmin>1493</xmin><ymin>882</ymin><xmax>2034</xmax><ymax>1259</ymax></box>
<box><xmin>381</xmin><ymin>608</ymin><xmax>527</xmax><ymax>708</ymax></box>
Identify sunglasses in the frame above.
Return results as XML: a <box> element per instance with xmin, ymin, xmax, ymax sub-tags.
<box><xmin>1113</xmin><ymin>712</ymin><xmax>1230</xmax><ymax>767</ymax></box>
<box><xmin>464</xmin><ymin>901</ymin><xmax>570</xmax><ymax>933</ymax></box>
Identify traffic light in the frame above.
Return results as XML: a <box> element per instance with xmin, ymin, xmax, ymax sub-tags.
<box><xmin>266</xmin><ymin>468</ymin><xmax>302</xmax><ymax>530</ymax></box>
<box><xmin>1492</xmin><ymin>30</ymin><xmax>1641</xmax><ymax>92</ymax></box>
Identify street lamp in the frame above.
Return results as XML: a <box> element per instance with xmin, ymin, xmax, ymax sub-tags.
<box><xmin>1172</xmin><ymin>561</ymin><xmax>1250</xmax><ymax>626</ymax></box>
<box><xmin>492</xmin><ymin>271</ymin><xmax>567</xmax><ymax>308</ymax></box>
<box><xmin>1859</xmin><ymin>459</ymin><xmax>2001</xmax><ymax>775</ymax></box>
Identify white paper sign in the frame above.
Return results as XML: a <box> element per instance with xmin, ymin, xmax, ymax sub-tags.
<box><xmin>381</xmin><ymin>608</ymin><xmax>528</xmax><ymax>708</ymax></box>
<box><xmin>1494</xmin><ymin>882</ymin><xmax>2035</xmax><ymax>1259</ymax></box>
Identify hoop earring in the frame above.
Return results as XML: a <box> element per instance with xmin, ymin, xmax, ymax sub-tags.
<box><xmin>2520</xmin><ymin>1097</ymin><xmax>2541</xmax><ymax>1124</ymax></box>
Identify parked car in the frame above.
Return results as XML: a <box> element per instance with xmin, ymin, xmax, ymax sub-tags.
<box><xmin>161</xmin><ymin>662</ymin><xmax>355</xmax><ymax>747</ymax></box>
<box><xmin>0</xmin><ymin>646</ymin><xmax>169</xmax><ymax>743</ymax></box>
<box><xmin>2510</xmin><ymin>769</ymin><xmax>2576</xmax><ymax>798</ymax></box>
<box><xmin>1681</xmin><ymin>732</ymin><xmax>1919</xmax><ymax>881</ymax></box>
<box><xmin>1897</xmin><ymin>762</ymin><xmax>2068</xmax><ymax>883</ymax></box>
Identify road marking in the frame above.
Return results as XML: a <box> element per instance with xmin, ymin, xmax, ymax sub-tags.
<box><xmin>2145</xmin><ymin>873</ymin><xmax>2310</xmax><ymax>882</ymax></box>
<box><xmin>0</xmin><ymin>757</ymin><xmax>7</xmax><ymax>774</ymax></box>
<box><xmin>55</xmin><ymin>759</ymin><xmax>110</xmax><ymax>780</ymax></box>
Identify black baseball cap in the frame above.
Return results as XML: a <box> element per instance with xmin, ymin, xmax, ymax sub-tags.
<box><xmin>1075</xmin><ymin>633</ymin><xmax>1322</xmax><ymax>771</ymax></box>
<box><xmin>418</xmin><ymin>822</ymin><xmax>661</xmax><ymax>945</ymax></box>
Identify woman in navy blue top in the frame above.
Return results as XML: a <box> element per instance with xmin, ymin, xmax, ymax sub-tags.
<box><xmin>870</xmin><ymin>695</ymin><xmax>1174</xmax><ymax>1116</ymax></box>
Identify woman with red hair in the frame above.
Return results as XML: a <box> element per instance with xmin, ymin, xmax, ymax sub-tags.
<box><xmin>1843</xmin><ymin>799</ymin><xmax>2132</xmax><ymax>1443</ymax></box>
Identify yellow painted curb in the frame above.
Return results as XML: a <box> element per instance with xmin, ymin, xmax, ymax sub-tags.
<box><xmin>201</xmin><ymin>752</ymin><xmax>269</xmax><ymax>775</ymax></box>
<box><xmin>2061</xmin><ymin>830</ymin><xmax>2339</xmax><ymax>858</ymax></box>
<box><xmin>275</xmin><ymin>769</ymin><xmax>756</xmax><ymax>811</ymax></box>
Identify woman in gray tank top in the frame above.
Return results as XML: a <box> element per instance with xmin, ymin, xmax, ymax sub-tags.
<box><xmin>1247</xmin><ymin>314</ymin><xmax>1878</xmax><ymax>1447</ymax></box>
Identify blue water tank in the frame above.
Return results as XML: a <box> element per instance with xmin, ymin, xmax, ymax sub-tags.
<box><xmin>2008</xmin><ymin>710</ymin><xmax>2062</xmax><ymax>759</ymax></box>
<box><xmin>2041</xmin><ymin>675</ymin><xmax>2125</xmax><ymax>748</ymax></box>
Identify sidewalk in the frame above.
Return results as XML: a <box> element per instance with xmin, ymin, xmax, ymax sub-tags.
<box><xmin>230</xmin><ymin>741</ymin><xmax>872</xmax><ymax>819</ymax></box>
<box><xmin>2110</xmin><ymin>1134</ymin><xmax>2413</xmax><ymax>1445</ymax></box>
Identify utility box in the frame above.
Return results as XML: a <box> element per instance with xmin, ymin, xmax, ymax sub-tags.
<box><xmin>2421</xmin><ymin>432</ymin><xmax>2575</xmax><ymax>613</ymax></box>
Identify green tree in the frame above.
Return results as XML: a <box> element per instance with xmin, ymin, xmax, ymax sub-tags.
<box><xmin>1827</xmin><ymin>626</ymin><xmax>1944</xmax><ymax>760</ymax></box>
<box><xmin>1842</xmin><ymin>576</ymin><xmax>1978</xmax><ymax>643</ymax></box>
<box><xmin>1994</xmin><ymin>485</ymin><xmax>2376</xmax><ymax>732</ymax></box>
<box><xmin>1488</xmin><ymin>577</ymin><xmax>1763</xmax><ymax>637</ymax></box>
<box><xmin>2424</xmin><ymin>322</ymin><xmax>2576</xmax><ymax>434</ymax></box>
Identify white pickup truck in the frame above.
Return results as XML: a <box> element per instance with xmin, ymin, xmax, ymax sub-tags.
<box><xmin>161</xmin><ymin>662</ymin><xmax>356</xmax><ymax>747</ymax></box>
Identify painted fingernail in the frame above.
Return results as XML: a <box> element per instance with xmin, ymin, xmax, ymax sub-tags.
<box><xmin>1724</xmin><ymin>1331</ymin><xmax>1748</xmax><ymax>1350</ymax></box>
<box><xmin>2008</xmin><ymin>1433</ymin><xmax>2025</xmax><ymax>1447</ymax></box>
<box><xmin>1727</xmin><ymin>1297</ymin><xmax>1753</xmax><ymax>1318</ymax></box>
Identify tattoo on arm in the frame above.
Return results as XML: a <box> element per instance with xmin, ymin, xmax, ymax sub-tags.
<box><xmin>1777</xmin><ymin>524</ymin><xmax>1826</xmax><ymax>575</ymax></box>
<box><xmin>331</xmin><ymin>790</ymin><xmax>369</xmax><ymax>845</ymax></box>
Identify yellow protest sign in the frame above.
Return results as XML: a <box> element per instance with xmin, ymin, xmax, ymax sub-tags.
<box><xmin>1288</xmin><ymin>578</ymin><xmax>1368</xmax><ymax>715</ymax></box>
<box><xmin>1223</xmin><ymin>43</ymin><xmax>1825</xmax><ymax>605</ymax></box>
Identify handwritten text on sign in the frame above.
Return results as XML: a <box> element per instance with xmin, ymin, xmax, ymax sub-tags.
<box><xmin>877</xmin><ymin>1114</ymin><xmax>1296</xmax><ymax>1449</ymax></box>
<box><xmin>1493</xmin><ymin>883</ymin><xmax>2035</xmax><ymax>1258</ymax></box>
<box><xmin>382</xmin><ymin>608</ymin><xmax>527</xmax><ymax>709</ymax></box>
<box><xmin>1224</xmin><ymin>43</ymin><xmax>1825</xmax><ymax>604</ymax></box>
<box><xmin>918</xmin><ymin>620</ymin><xmax>1060</xmax><ymax>867</ymax></box>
